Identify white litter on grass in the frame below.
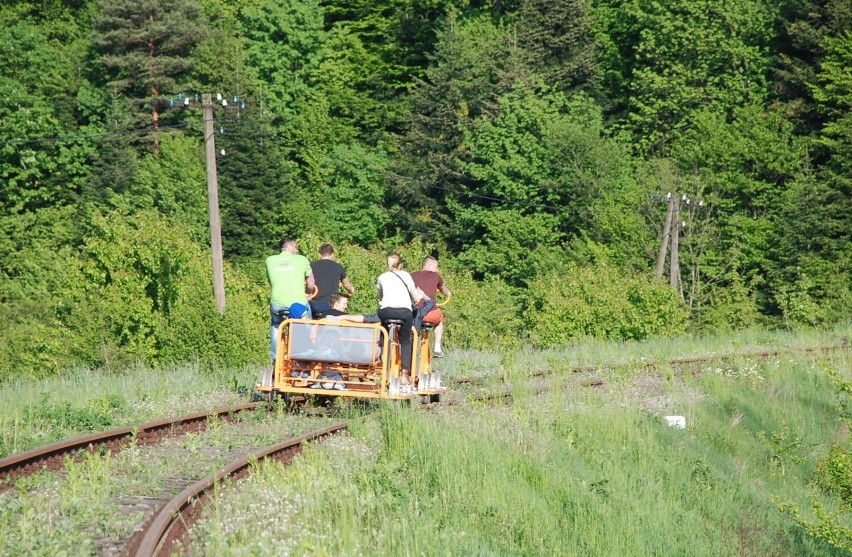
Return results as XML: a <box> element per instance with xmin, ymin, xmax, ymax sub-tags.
<box><xmin>664</xmin><ymin>415</ymin><xmax>686</xmax><ymax>429</ymax></box>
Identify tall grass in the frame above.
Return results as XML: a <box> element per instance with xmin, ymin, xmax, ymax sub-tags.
<box><xmin>1</xmin><ymin>327</ymin><xmax>849</xmax><ymax>554</ymax></box>
<box><xmin>442</xmin><ymin>323</ymin><xmax>851</xmax><ymax>375</ymax></box>
<box><xmin>0</xmin><ymin>361</ymin><xmax>263</xmax><ymax>457</ymax></box>
<box><xmin>189</xmin><ymin>346</ymin><xmax>850</xmax><ymax>556</ymax></box>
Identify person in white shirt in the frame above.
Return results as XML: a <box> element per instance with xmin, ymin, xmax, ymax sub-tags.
<box><xmin>376</xmin><ymin>253</ymin><xmax>423</xmax><ymax>385</ymax></box>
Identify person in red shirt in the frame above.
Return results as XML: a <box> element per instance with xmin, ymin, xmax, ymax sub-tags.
<box><xmin>411</xmin><ymin>256</ymin><xmax>452</xmax><ymax>358</ymax></box>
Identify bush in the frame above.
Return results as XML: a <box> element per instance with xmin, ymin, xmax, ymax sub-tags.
<box><xmin>814</xmin><ymin>446</ymin><xmax>852</xmax><ymax>510</ymax></box>
<box><xmin>525</xmin><ymin>262</ymin><xmax>688</xmax><ymax>346</ymax></box>
<box><xmin>0</xmin><ymin>210</ymin><xmax>269</xmax><ymax>378</ymax></box>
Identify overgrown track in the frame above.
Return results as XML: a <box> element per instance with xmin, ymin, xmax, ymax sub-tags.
<box><xmin>0</xmin><ymin>402</ymin><xmax>268</xmax><ymax>489</ymax></box>
<box><xmin>127</xmin><ymin>421</ymin><xmax>348</xmax><ymax>557</ymax></box>
<box><xmin>450</xmin><ymin>341</ymin><xmax>851</xmax><ymax>407</ymax></box>
<box><xmin>453</xmin><ymin>340</ymin><xmax>850</xmax><ymax>387</ymax></box>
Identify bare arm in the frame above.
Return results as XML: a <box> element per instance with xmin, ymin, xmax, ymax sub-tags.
<box><xmin>337</xmin><ymin>314</ymin><xmax>366</xmax><ymax>323</ymax></box>
<box><xmin>341</xmin><ymin>277</ymin><xmax>355</xmax><ymax>295</ymax></box>
<box><xmin>306</xmin><ymin>272</ymin><xmax>316</xmax><ymax>294</ymax></box>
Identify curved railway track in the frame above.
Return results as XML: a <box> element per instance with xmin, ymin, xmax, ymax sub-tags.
<box><xmin>1</xmin><ymin>339</ymin><xmax>846</xmax><ymax>555</ymax></box>
<box><xmin>5</xmin><ymin>339</ymin><xmax>845</xmax><ymax>486</ymax></box>
<box><xmin>0</xmin><ymin>402</ymin><xmax>268</xmax><ymax>489</ymax></box>
<box><xmin>126</xmin><ymin>421</ymin><xmax>348</xmax><ymax>557</ymax></box>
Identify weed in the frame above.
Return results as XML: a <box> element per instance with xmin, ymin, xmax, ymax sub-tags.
<box><xmin>758</xmin><ymin>422</ymin><xmax>804</xmax><ymax>477</ymax></box>
<box><xmin>813</xmin><ymin>445</ymin><xmax>852</xmax><ymax>511</ymax></box>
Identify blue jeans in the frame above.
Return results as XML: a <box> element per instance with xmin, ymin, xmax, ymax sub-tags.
<box><xmin>270</xmin><ymin>302</ymin><xmax>312</xmax><ymax>360</ymax></box>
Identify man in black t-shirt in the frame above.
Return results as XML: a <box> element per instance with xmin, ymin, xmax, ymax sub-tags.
<box><xmin>310</xmin><ymin>244</ymin><xmax>355</xmax><ymax>315</ymax></box>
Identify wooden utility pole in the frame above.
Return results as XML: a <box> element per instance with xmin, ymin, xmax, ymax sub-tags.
<box><xmin>669</xmin><ymin>197</ymin><xmax>682</xmax><ymax>298</ymax></box>
<box><xmin>655</xmin><ymin>195</ymin><xmax>674</xmax><ymax>278</ymax></box>
<box><xmin>202</xmin><ymin>93</ymin><xmax>226</xmax><ymax>315</ymax></box>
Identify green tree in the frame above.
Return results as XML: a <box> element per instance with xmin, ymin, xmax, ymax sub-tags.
<box><xmin>626</xmin><ymin>0</ymin><xmax>776</xmax><ymax>153</ymax></box>
<box><xmin>322</xmin><ymin>0</ymin><xmax>464</xmax><ymax>108</ymax></box>
<box><xmin>452</xmin><ymin>86</ymin><xmax>648</xmax><ymax>284</ymax></box>
<box><xmin>0</xmin><ymin>6</ymin><xmax>98</xmax><ymax>215</ymax></box>
<box><xmin>93</xmin><ymin>0</ymin><xmax>207</xmax><ymax>149</ymax></box>
<box><xmin>121</xmin><ymin>134</ymin><xmax>209</xmax><ymax>243</ymax></box>
<box><xmin>214</xmin><ymin>108</ymin><xmax>299</xmax><ymax>259</ymax></box>
<box><xmin>771</xmin><ymin>0</ymin><xmax>852</xmax><ymax>135</ymax></box>
<box><xmin>772</xmin><ymin>31</ymin><xmax>852</xmax><ymax>321</ymax></box>
<box><xmin>237</xmin><ymin>0</ymin><xmax>325</xmax><ymax>125</ymax></box>
<box><xmin>670</xmin><ymin>105</ymin><xmax>807</xmax><ymax>319</ymax></box>
<box><xmin>72</xmin><ymin>210</ymin><xmax>265</xmax><ymax>367</ymax></box>
<box><xmin>452</xmin><ymin>86</ymin><xmax>566</xmax><ymax>283</ymax></box>
<box><xmin>515</xmin><ymin>0</ymin><xmax>601</xmax><ymax>97</ymax></box>
<box><xmin>397</xmin><ymin>12</ymin><xmax>523</xmax><ymax>238</ymax></box>
<box><xmin>315</xmin><ymin>142</ymin><xmax>390</xmax><ymax>246</ymax></box>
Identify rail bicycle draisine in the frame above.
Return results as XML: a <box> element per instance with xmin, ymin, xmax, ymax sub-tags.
<box><xmin>256</xmin><ymin>295</ymin><xmax>451</xmax><ymax>403</ymax></box>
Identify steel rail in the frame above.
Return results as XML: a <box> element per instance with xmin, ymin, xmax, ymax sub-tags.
<box><xmin>449</xmin><ymin>341</ymin><xmax>849</xmax><ymax>386</ymax></box>
<box><xmin>0</xmin><ymin>402</ymin><xmax>267</xmax><ymax>486</ymax></box>
<box><xmin>129</xmin><ymin>421</ymin><xmax>348</xmax><ymax>557</ymax></box>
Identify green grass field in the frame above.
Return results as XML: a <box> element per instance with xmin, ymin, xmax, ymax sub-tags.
<box><xmin>1</xmin><ymin>326</ymin><xmax>850</xmax><ymax>555</ymax></box>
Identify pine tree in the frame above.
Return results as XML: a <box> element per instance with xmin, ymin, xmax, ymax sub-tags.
<box><xmin>93</xmin><ymin>0</ymin><xmax>207</xmax><ymax>150</ymax></box>
<box><xmin>515</xmin><ymin>0</ymin><xmax>601</xmax><ymax>96</ymax></box>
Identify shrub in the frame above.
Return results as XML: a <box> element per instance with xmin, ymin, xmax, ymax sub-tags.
<box><xmin>814</xmin><ymin>446</ymin><xmax>852</xmax><ymax>510</ymax></box>
<box><xmin>525</xmin><ymin>262</ymin><xmax>688</xmax><ymax>346</ymax></box>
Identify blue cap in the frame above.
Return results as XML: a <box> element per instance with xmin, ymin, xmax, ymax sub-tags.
<box><xmin>289</xmin><ymin>303</ymin><xmax>309</xmax><ymax>319</ymax></box>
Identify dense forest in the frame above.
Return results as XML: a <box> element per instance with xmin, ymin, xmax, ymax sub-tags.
<box><xmin>1</xmin><ymin>0</ymin><xmax>850</xmax><ymax>377</ymax></box>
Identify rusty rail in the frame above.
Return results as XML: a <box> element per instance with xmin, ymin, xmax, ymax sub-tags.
<box><xmin>0</xmin><ymin>402</ymin><xmax>267</xmax><ymax>486</ymax></box>
<box><xmin>129</xmin><ymin>421</ymin><xmax>348</xmax><ymax>557</ymax></box>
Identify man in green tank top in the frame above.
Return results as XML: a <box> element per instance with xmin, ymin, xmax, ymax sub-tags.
<box><xmin>265</xmin><ymin>237</ymin><xmax>315</xmax><ymax>363</ymax></box>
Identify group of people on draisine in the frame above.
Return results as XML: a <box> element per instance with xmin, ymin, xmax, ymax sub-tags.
<box><xmin>265</xmin><ymin>236</ymin><xmax>451</xmax><ymax>386</ymax></box>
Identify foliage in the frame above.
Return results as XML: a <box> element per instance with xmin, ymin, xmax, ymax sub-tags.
<box><xmin>438</xmin><ymin>273</ymin><xmax>525</xmax><ymax>351</ymax></box>
<box><xmin>396</xmin><ymin>11</ymin><xmax>520</xmax><ymax>238</ymax></box>
<box><xmin>525</xmin><ymin>260</ymin><xmax>688</xmax><ymax>345</ymax></box>
<box><xmin>514</xmin><ymin>0</ymin><xmax>601</xmax><ymax>96</ymax></box>
<box><xmin>0</xmin><ymin>210</ymin><xmax>266</xmax><ymax>377</ymax></box>
<box><xmin>72</xmin><ymin>210</ymin><xmax>266</xmax><ymax>367</ymax></box>
<box><xmin>624</xmin><ymin>0</ymin><xmax>776</xmax><ymax>153</ymax></box>
<box><xmin>692</xmin><ymin>267</ymin><xmax>763</xmax><ymax>333</ymax></box>
<box><xmin>776</xmin><ymin>365</ymin><xmax>852</xmax><ymax>553</ymax></box>
<box><xmin>779</xmin><ymin>502</ymin><xmax>852</xmax><ymax>553</ymax></box>
<box><xmin>215</xmin><ymin>109</ymin><xmax>299</xmax><ymax>259</ymax></box>
<box><xmin>92</xmin><ymin>0</ymin><xmax>207</xmax><ymax>141</ymax></box>
<box><xmin>0</xmin><ymin>7</ymin><xmax>97</xmax><ymax>215</ymax></box>
<box><xmin>314</xmin><ymin>143</ymin><xmax>390</xmax><ymax>246</ymax></box>
<box><xmin>0</xmin><ymin>0</ymin><xmax>850</xmax><ymax>375</ymax></box>
<box><xmin>120</xmin><ymin>134</ymin><xmax>209</xmax><ymax>242</ymax></box>
<box><xmin>814</xmin><ymin>446</ymin><xmax>852</xmax><ymax>510</ymax></box>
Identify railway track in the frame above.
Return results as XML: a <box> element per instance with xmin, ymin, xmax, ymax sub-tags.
<box><xmin>126</xmin><ymin>421</ymin><xmax>348</xmax><ymax>557</ymax></box>
<box><xmin>454</xmin><ymin>340</ymin><xmax>849</xmax><ymax>387</ymax></box>
<box><xmin>5</xmin><ymin>340</ymin><xmax>844</xmax><ymax>486</ymax></box>
<box><xmin>0</xmin><ymin>402</ymin><xmax>269</xmax><ymax>489</ymax></box>
<box><xmin>1</xmin><ymin>340</ymin><xmax>846</xmax><ymax>555</ymax></box>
